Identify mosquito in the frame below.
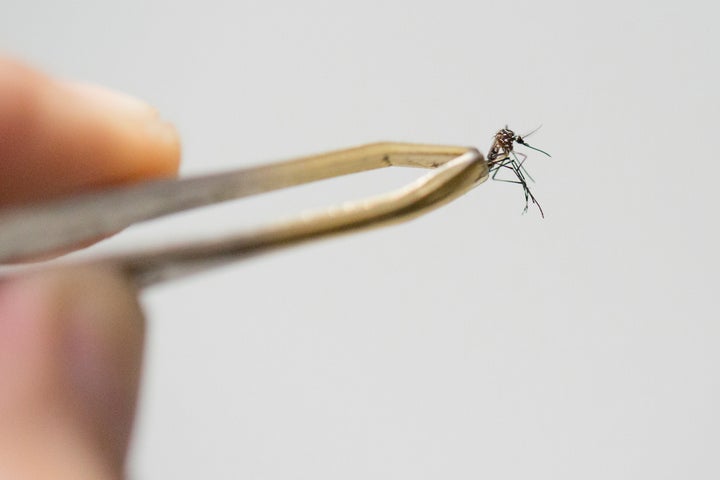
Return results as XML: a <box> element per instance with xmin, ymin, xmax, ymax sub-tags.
<box><xmin>487</xmin><ymin>125</ymin><xmax>551</xmax><ymax>218</ymax></box>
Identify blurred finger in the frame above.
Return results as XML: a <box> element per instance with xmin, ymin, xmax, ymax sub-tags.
<box><xmin>0</xmin><ymin>266</ymin><xmax>145</xmax><ymax>479</ymax></box>
<box><xmin>0</xmin><ymin>57</ymin><xmax>180</xmax><ymax>207</ymax></box>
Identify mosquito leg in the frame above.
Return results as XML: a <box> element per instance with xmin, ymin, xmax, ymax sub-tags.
<box><xmin>508</xmin><ymin>161</ymin><xmax>532</xmax><ymax>213</ymax></box>
<box><xmin>491</xmin><ymin>158</ymin><xmax>513</xmax><ymax>180</ymax></box>
<box><xmin>492</xmin><ymin>162</ymin><xmax>524</xmax><ymax>183</ymax></box>
<box><xmin>496</xmin><ymin>157</ymin><xmax>527</xmax><ymax>185</ymax></box>
<box><xmin>512</xmin><ymin>152</ymin><xmax>535</xmax><ymax>183</ymax></box>
<box><xmin>512</xmin><ymin>161</ymin><xmax>544</xmax><ymax>217</ymax></box>
<box><xmin>492</xmin><ymin>178</ymin><xmax>524</xmax><ymax>185</ymax></box>
<box><xmin>526</xmin><ymin>188</ymin><xmax>544</xmax><ymax>217</ymax></box>
<box><xmin>490</xmin><ymin>152</ymin><xmax>544</xmax><ymax>217</ymax></box>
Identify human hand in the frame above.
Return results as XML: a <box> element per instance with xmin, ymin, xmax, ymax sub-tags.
<box><xmin>0</xmin><ymin>57</ymin><xmax>180</xmax><ymax>479</ymax></box>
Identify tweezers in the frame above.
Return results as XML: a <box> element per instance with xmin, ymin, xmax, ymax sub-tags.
<box><xmin>0</xmin><ymin>143</ymin><xmax>488</xmax><ymax>287</ymax></box>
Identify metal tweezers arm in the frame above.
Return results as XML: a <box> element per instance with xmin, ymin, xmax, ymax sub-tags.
<box><xmin>0</xmin><ymin>143</ymin><xmax>488</xmax><ymax>286</ymax></box>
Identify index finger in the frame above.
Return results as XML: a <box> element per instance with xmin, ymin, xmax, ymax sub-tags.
<box><xmin>0</xmin><ymin>57</ymin><xmax>181</xmax><ymax>207</ymax></box>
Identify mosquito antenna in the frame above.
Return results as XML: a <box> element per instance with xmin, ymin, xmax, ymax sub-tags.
<box><xmin>519</xmin><ymin>124</ymin><xmax>543</xmax><ymax>139</ymax></box>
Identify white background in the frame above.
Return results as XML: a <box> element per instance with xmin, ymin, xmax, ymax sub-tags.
<box><xmin>3</xmin><ymin>0</ymin><xmax>719</xmax><ymax>478</ymax></box>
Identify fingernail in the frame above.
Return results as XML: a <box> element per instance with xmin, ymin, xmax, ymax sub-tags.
<box><xmin>61</xmin><ymin>82</ymin><xmax>159</xmax><ymax>117</ymax></box>
<box><xmin>59</xmin><ymin>81</ymin><xmax>180</xmax><ymax>147</ymax></box>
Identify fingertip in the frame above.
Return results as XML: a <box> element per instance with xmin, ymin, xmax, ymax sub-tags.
<box><xmin>0</xmin><ymin>57</ymin><xmax>181</xmax><ymax>206</ymax></box>
<box><xmin>56</xmin><ymin>81</ymin><xmax>182</xmax><ymax>182</ymax></box>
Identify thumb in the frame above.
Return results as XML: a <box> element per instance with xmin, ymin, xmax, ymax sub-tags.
<box><xmin>0</xmin><ymin>266</ymin><xmax>145</xmax><ymax>479</ymax></box>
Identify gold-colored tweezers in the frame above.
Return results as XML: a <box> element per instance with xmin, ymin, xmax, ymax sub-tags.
<box><xmin>0</xmin><ymin>143</ymin><xmax>488</xmax><ymax>287</ymax></box>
